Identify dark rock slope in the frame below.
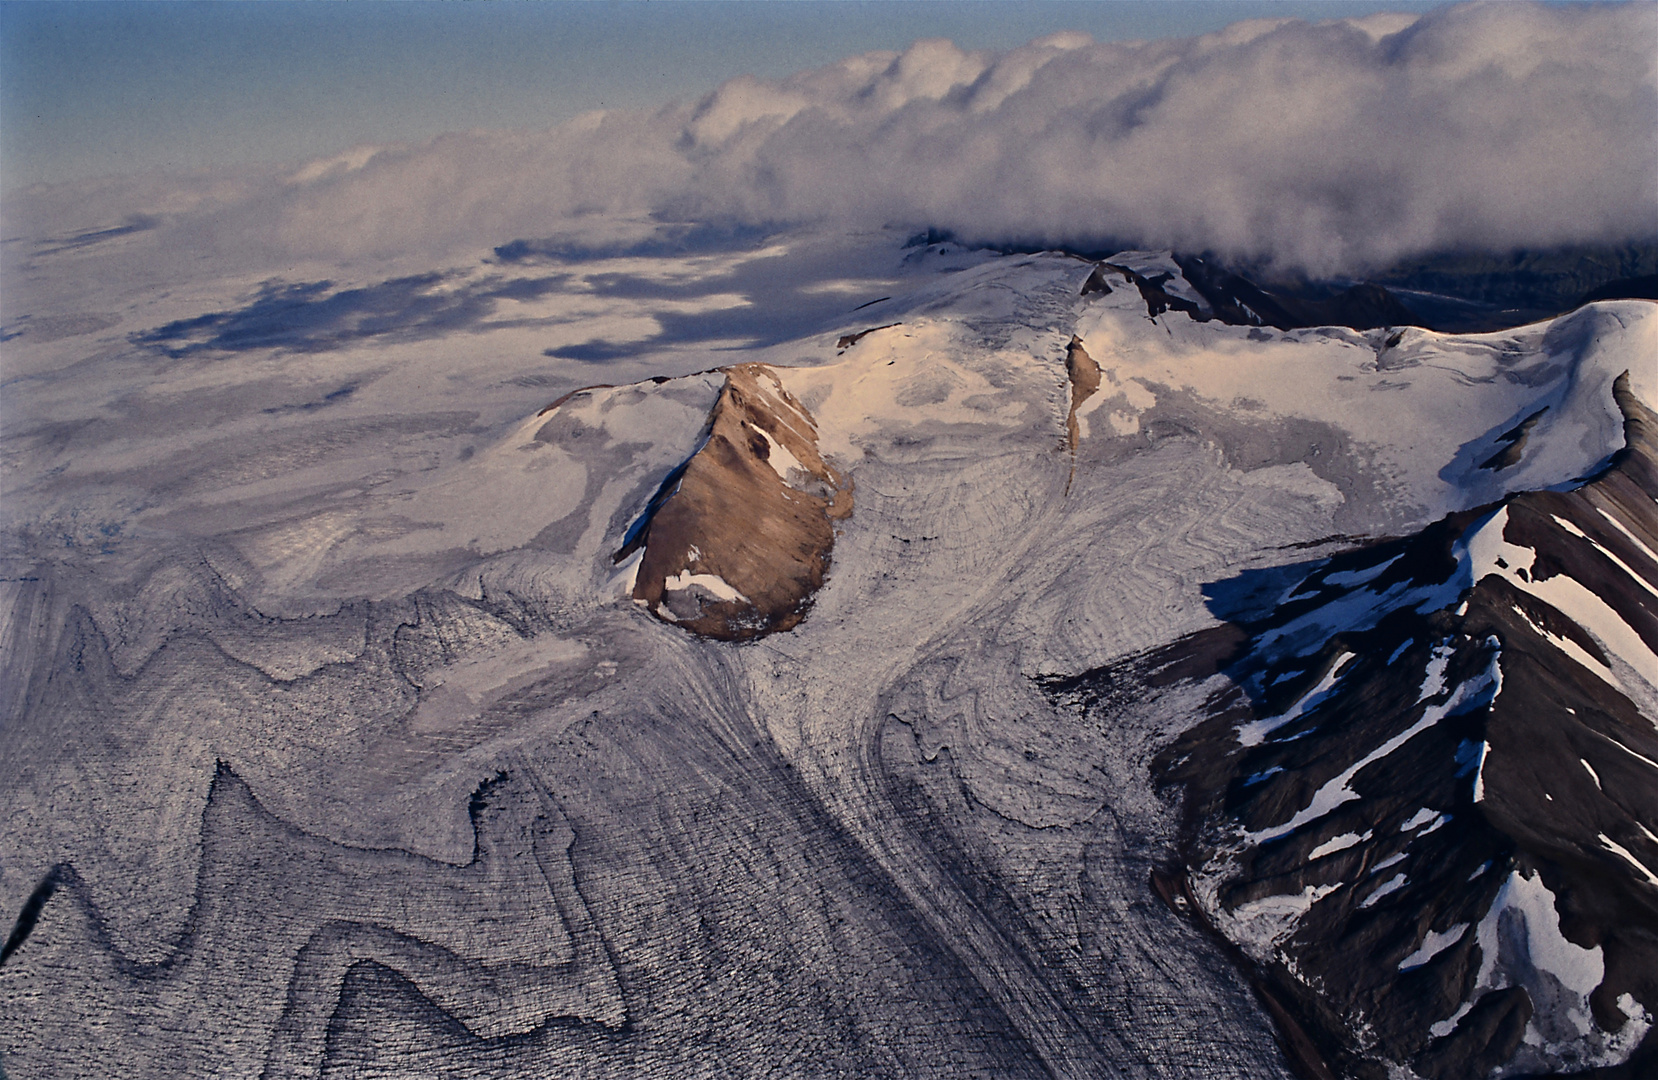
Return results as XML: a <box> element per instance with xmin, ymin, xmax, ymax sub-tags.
<box><xmin>1143</xmin><ymin>373</ymin><xmax>1658</xmax><ymax>1078</ymax></box>
<box><xmin>1174</xmin><ymin>256</ymin><xmax>1428</xmax><ymax>332</ymax></box>
<box><xmin>1077</xmin><ymin>257</ymin><xmax>1426</xmax><ymax>332</ymax></box>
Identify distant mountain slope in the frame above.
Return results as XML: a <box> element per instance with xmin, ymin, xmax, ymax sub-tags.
<box><xmin>1374</xmin><ymin>245</ymin><xmax>1658</xmax><ymax>333</ymax></box>
<box><xmin>1578</xmin><ymin>275</ymin><xmax>1658</xmax><ymax>307</ymax></box>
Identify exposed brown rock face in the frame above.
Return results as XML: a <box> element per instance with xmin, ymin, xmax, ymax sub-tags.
<box><xmin>538</xmin><ymin>384</ymin><xmax>615</xmax><ymax>415</ymax></box>
<box><xmin>1063</xmin><ymin>336</ymin><xmax>1101</xmax><ymax>494</ymax></box>
<box><xmin>1063</xmin><ymin>336</ymin><xmax>1100</xmax><ymax>448</ymax></box>
<box><xmin>619</xmin><ymin>364</ymin><xmax>852</xmax><ymax>641</ymax></box>
<box><xmin>836</xmin><ymin>323</ymin><xmax>901</xmax><ymax>350</ymax></box>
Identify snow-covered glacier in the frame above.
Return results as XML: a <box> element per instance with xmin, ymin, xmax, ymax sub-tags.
<box><xmin>2</xmin><ymin>225</ymin><xmax>1654</xmax><ymax>1078</ymax></box>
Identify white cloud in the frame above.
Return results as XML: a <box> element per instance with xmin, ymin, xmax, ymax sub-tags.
<box><xmin>12</xmin><ymin>2</ymin><xmax>1656</xmax><ymax>277</ymax></box>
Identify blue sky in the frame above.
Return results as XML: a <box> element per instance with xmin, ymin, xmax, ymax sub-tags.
<box><xmin>1</xmin><ymin>1</ymin><xmax>1447</xmax><ymax>189</ymax></box>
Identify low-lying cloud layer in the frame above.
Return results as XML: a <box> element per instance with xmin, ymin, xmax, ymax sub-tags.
<box><xmin>13</xmin><ymin>2</ymin><xmax>1657</xmax><ymax>277</ymax></box>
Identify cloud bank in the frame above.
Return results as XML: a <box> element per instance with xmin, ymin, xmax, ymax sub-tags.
<box><xmin>14</xmin><ymin>2</ymin><xmax>1658</xmax><ymax>276</ymax></box>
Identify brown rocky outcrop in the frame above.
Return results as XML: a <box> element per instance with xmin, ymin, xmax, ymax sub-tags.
<box><xmin>618</xmin><ymin>364</ymin><xmax>852</xmax><ymax>641</ymax></box>
<box><xmin>1063</xmin><ymin>336</ymin><xmax>1101</xmax><ymax>494</ymax></box>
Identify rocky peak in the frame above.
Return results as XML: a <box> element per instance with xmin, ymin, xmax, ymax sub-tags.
<box><xmin>617</xmin><ymin>363</ymin><xmax>852</xmax><ymax>641</ymax></box>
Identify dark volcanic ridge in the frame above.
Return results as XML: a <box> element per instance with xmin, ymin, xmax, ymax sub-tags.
<box><xmin>1074</xmin><ymin>254</ymin><xmax>1428</xmax><ymax>334</ymax></box>
<box><xmin>1130</xmin><ymin>373</ymin><xmax>1658</xmax><ymax>1079</ymax></box>
<box><xmin>966</xmin><ymin>232</ymin><xmax>1658</xmax><ymax>334</ymax></box>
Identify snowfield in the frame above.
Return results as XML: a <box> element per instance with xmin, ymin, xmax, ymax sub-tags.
<box><xmin>2</xmin><ymin>224</ymin><xmax>1655</xmax><ymax>1078</ymax></box>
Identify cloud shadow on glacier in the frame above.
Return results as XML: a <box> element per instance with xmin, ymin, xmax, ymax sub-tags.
<box><xmin>136</xmin><ymin>229</ymin><xmax>906</xmax><ymax>363</ymax></box>
<box><xmin>493</xmin><ymin>221</ymin><xmax>779</xmax><ymax>263</ymax></box>
<box><xmin>133</xmin><ymin>272</ymin><xmax>574</xmax><ymax>357</ymax></box>
<box><xmin>534</xmin><ymin>242</ymin><xmax>910</xmax><ymax>362</ymax></box>
<box><xmin>31</xmin><ymin>215</ymin><xmax>162</xmax><ymax>256</ymax></box>
<box><xmin>543</xmin><ymin>340</ymin><xmax>639</xmax><ymax>362</ymax></box>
